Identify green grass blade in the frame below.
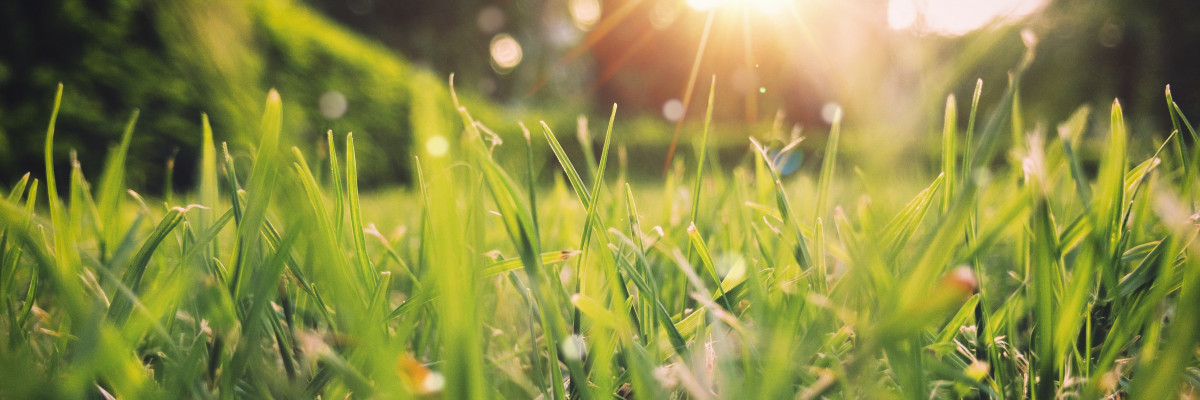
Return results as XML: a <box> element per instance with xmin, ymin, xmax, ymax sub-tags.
<box><xmin>326</xmin><ymin>131</ymin><xmax>345</xmax><ymax>234</ymax></box>
<box><xmin>198</xmin><ymin>113</ymin><xmax>220</xmax><ymax>255</ymax></box>
<box><xmin>1029</xmin><ymin>196</ymin><xmax>1061</xmax><ymax>400</ymax></box>
<box><xmin>686</xmin><ymin>223</ymin><xmax>732</xmax><ymax>311</ymax></box>
<box><xmin>107</xmin><ymin>206</ymin><xmax>192</xmax><ymax>324</ymax></box>
<box><xmin>345</xmin><ymin>132</ymin><xmax>376</xmax><ymax>288</ymax></box>
<box><xmin>813</xmin><ymin>217</ymin><xmax>828</xmax><ymax>295</ymax></box>
<box><xmin>1095</xmin><ymin>99</ymin><xmax>1128</xmax><ymax>292</ymax></box>
<box><xmin>96</xmin><ymin>109</ymin><xmax>139</xmax><ymax>255</ymax></box>
<box><xmin>749</xmin><ymin>137</ymin><xmax>812</xmax><ymax>271</ymax></box>
<box><xmin>941</xmin><ymin>95</ymin><xmax>957</xmax><ymax>211</ymax></box>
<box><xmin>229</xmin><ymin>89</ymin><xmax>284</xmax><ymax>300</ymax></box>
<box><xmin>41</xmin><ymin>83</ymin><xmax>88</xmax><ymax>318</ymax></box>
<box><xmin>570</xmin><ymin>293</ymin><xmax>634</xmax><ymax>339</ymax></box>
<box><xmin>482</xmin><ymin>250</ymin><xmax>580</xmax><ymax>276</ymax></box>
<box><xmin>934</xmin><ymin>294</ymin><xmax>979</xmax><ymax>346</ymax></box>
<box><xmin>622</xmin><ymin>184</ymin><xmax>688</xmax><ymax>356</ymax></box>
<box><xmin>5</xmin><ymin>173</ymin><xmax>30</xmax><ymax>203</ymax></box>
<box><xmin>1129</xmin><ymin>237</ymin><xmax>1200</xmax><ymax>398</ymax></box>
<box><xmin>574</xmin><ymin>104</ymin><xmax>618</xmax><ymax>319</ymax></box>
<box><xmin>688</xmin><ymin>76</ymin><xmax>716</xmax><ymax>228</ymax></box>
<box><xmin>814</xmin><ymin>104</ymin><xmax>842</xmax><ymax>223</ymax></box>
<box><xmin>540</xmin><ymin>121</ymin><xmax>591</xmax><ymax>210</ymax></box>
<box><xmin>880</xmin><ymin>173</ymin><xmax>944</xmax><ymax>259</ymax></box>
<box><xmin>961</xmin><ymin>79</ymin><xmax>983</xmax><ymax>183</ymax></box>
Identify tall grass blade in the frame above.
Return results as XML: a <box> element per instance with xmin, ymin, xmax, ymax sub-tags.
<box><xmin>345</xmin><ymin>133</ymin><xmax>376</xmax><ymax>287</ymax></box>
<box><xmin>96</xmin><ymin>109</ymin><xmax>139</xmax><ymax>256</ymax></box>
<box><xmin>198</xmin><ymin>114</ymin><xmax>219</xmax><ymax>256</ymax></box>
<box><xmin>229</xmin><ymin>89</ymin><xmax>284</xmax><ymax>300</ymax></box>
<box><xmin>941</xmin><ymin>95</ymin><xmax>957</xmax><ymax>211</ymax></box>
<box><xmin>814</xmin><ymin>105</ymin><xmax>842</xmax><ymax>223</ymax></box>
<box><xmin>688</xmin><ymin>76</ymin><xmax>716</xmax><ymax>228</ymax></box>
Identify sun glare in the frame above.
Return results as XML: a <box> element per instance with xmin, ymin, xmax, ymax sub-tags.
<box><xmin>686</xmin><ymin>0</ymin><xmax>793</xmax><ymax>14</ymax></box>
<box><xmin>888</xmin><ymin>0</ymin><xmax>1046</xmax><ymax>35</ymax></box>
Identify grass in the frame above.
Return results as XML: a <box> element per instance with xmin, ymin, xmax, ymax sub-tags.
<box><xmin>2</xmin><ymin>61</ymin><xmax>1199</xmax><ymax>399</ymax></box>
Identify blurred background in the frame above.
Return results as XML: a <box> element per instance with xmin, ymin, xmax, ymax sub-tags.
<box><xmin>1</xmin><ymin>0</ymin><xmax>1197</xmax><ymax>192</ymax></box>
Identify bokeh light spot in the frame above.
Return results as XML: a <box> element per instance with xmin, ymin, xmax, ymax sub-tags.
<box><xmin>426</xmin><ymin>135</ymin><xmax>450</xmax><ymax>157</ymax></box>
<box><xmin>489</xmin><ymin>34</ymin><xmax>523</xmax><ymax>73</ymax></box>
<box><xmin>820</xmin><ymin>102</ymin><xmax>842</xmax><ymax>125</ymax></box>
<box><xmin>662</xmin><ymin>98</ymin><xmax>685</xmax><ymax>122</ymax></box>
<box><xmin>318</xmin><ymin>91</ymin><xmax>347</xmax><ymax>120</ymax></box>
<box><xmin>569</xmin><ymin>0</ymin><xmax>602</xmax><ymax>31</ymax></box>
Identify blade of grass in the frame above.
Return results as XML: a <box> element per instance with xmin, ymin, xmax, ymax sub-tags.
<box><xmin>96</xmin><ymin>109</ymin><xmax>139</xmax><ymax>258</ymax></box>
<box><xmin>686</xmin><ymin>223</ymin><xmax>732</xmax><ymax>311</ymax></box>
<box><xmin>1094</xmin><ymin>99</ymin><xmax>1128</xmax><ymax>293</ymax></box>
<box><xmin>814</xmin><ymin>105</ymin><xmax>842</xmax><ymax>223</ymax></box>
<box><xmin>107</xmin><ymin>206</ymin><xmax>193</xmax><ymax>324</ymax></box>
<box><xmin>621</xmin><ymin>185</ymin><xmax>689</xmax><ymax>357</ymax></box>
<box><xmin>327</xmin><ymin>131</ymin><xmax>345</xmax><ymax>234</ymax></box>
<box><xmin>749</xmin><ymin>137</ymin><xmax>812</xmax><ymax>272</ymax></box>
<box><xmin>688</xmin><ymin>76</ymin><xmax>716</xmax><ymax>229</ymax></box>
<box><xmin>941</xmin><ymin>95</ymin><xmax>957</xmax><ymax>212</ymax></box>
<box><xmin>345</xmin><ymin>133</ymin><xmax>376</xmax><ymax>288</ymax></box>
<box><xmin>41</xmin><ymin>83</ymin><xmax>88</xmax><ymax>318</ymax></box>
<box><xmin>229</xmin><ymin>90</ymin><xmax>284</xmax><ymax>300</ymax></box>
<box><xmin>482</xmin><ymin>250</ymin><xmax>581</xmax><ymax>276</ymax></box>
<box><xmin>960</xmin><ymin>79</ymin><xmax>983</xmax><ymax>188</ymax></box>
<box><xmin>198</xmin><ymin>114</ymin><xmax>219</xmax><ymax>257</ymax></box>
<box><xmin>1128</xmin><ymin>234</ymin><xmax>1200</xmax><ymax>398</ymax></box>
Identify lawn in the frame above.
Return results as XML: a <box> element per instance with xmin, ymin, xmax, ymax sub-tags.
<box><xmin>1</xmin><ymin>50</ymin><xmax>1199</xmax><ymax>399</ymax></box>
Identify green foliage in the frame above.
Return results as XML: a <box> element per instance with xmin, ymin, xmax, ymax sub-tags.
<box><xmin>0</xmin><ymin>0</ymin><xmax>528</xmax><ymax>192</ymax></box>
<box><xmin>3</xmin><ymin>71</ymin><xmax>1200</xmax><ymax>399</ymax></box>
